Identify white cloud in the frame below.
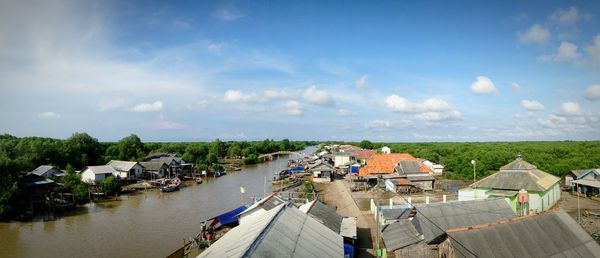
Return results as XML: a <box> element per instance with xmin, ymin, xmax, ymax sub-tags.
<box><xmin>155</xmin><ymin>120</ymin><xmax>187</xmax><ymax>129</ymax></box>
<box><xmin>39</xmin><ymin>111</ymin><xmax>61</xmax><ymax>119</ymax></box>
<box><xmin>282</xmin><ymin>100</ymin><xmax>303</xmax><ymax>116</ymax></box>
<box><xmin>518</xmin><ymin>24</ymin><xmax>550</xmax><ymax>44</ymax></box>
<box><xmin>365</xmin><ymin>120</ymin><xmax>392</xmax><ymax>131</ymax></box>
<box><xmin>585</xmin><ymin>84</ymin><xmax>600</xmax><ymax>101</ymax></box>
<box><xmin>302</xmin><ymin>85</ymin><xmax>334</xmax><ymax>106</ymax></box>
<box><xmin>586</xmin><ymin>34</ymin><xmax>600</xmax><ymax>66</ymax></box>
<box><xmin>385</xmin><ymin>95</ymin><xmax>461</xmax><ymax>121</ymax></box>
<box><xmin>538</xmin><ymin>114</ymin><xmax>592</xmax><ymax>131</ymax></box>
<box><xmin>355</xmin><ymin>74</ymin><xmax>368</xmax><ymax>89</ymax></box>
<box><xmin>549</xmin><ymin>7</ymin><xmax>588</xmax><ymax>25</ymax></box>
<box><xmin>541</xmin><ymin>41</ymin><xmax>580</xmax><ymax>62</ymax></box>
<box><xmin>559</xmin><ymin>101</ymin><xmax>583</xmax><ymax>116</ymax></box>
<box><xmin>336</xmin><ymin>109</ymin><xmax>355</xmax><ymax>117</ymax></box>
<box><xmin>415</xmin><ymin>111</ymin><xmax>461</xmax><ymax>121</ymax></box>
<box><xmin>470</xmin><ymin>76</ymin><xmax>498</xmax><ymax>95</ymax></box>
<box><xmin>214</xmin><ymin>6</ymin><xmax>244</xmax><ymax>21</ymax></box>
<box><xmin>385</xmin><ymin>95</ymin><xmax>417</xmax><ymax>112</ymax></box>
<box><xmin>131</xmin><ymin>101</ymin><xmax>163</xmax><ymax>112</ymax></box>
<box><xmin>223</xmin><ymin>90</ymin><xmax>262</xmax><ymax>104</ymax></box>
<box><xmin>264</xmin><ymin>89</ymin><xmax>296</xmax><ymax>99</ymax></box>
<box><xmin>521</xmin><ymin>100</ymin><xmax>545</xmax><ymax>111</ymax></box>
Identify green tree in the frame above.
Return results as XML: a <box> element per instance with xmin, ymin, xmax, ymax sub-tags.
<box><xmin>116</xmin><ymin>134</ymin><xmax>145</xmax><ymax>161</ymax></box>
<box><xmin>65</xmin><ymin>133</ymin><xmax>103</xmax><ymax>169</ymax></box>
<box><xmin>100</xmin><ymin>177</ymin><xmax>122</xmax><ymax>196</ymax></box>
<box><xmin>358</xmin><ymin>140</ymin><xmax>374</xmax><ymax>150</ymax></box>
<box><xmin>243</xmin><ymin>154</ymin><xmax>259</xmax><ymax>165</ymax></box>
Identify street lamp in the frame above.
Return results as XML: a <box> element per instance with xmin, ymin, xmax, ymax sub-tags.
<box><xmin>471</xmin><ymin>160</ymin><xmax>476</xmax><ymax>183</ymax></box>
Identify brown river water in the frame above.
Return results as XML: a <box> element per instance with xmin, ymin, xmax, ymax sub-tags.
<box><xmin>0</xmin><ymin>148</ymin><xmax>313</xmax><ymax>258</ymax></box>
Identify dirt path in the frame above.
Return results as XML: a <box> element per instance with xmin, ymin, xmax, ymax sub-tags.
<box><xmin>320</xmin><ymin>180</ymin><xmax>377</xmax><ymax>258</ymax></box>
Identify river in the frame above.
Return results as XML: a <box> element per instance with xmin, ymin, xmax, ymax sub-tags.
<box><xmin>0</xmin><ymin>147</ymin><xmax>314</xmax><ymax>258</ymax></box>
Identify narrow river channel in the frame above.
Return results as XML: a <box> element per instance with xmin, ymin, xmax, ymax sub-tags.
<box><xmin>0</xmin><ymin>147</ymin><xmax>315</xmax><ymax>258</ymax></box>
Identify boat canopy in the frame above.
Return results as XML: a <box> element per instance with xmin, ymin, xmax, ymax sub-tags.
<box><xmin>283</xmin><ymin>167</ymin><xmax>305</xmax><ymax>173</ymax></box>
<box><xmin>216</xmin><ymin>205</ymin><xmax>247</xmax><ymax>226</ymax></box>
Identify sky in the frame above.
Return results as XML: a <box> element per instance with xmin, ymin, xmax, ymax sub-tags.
<box><xmin>1</xmin><ymin>0</ymin><xmax>600</xmax><ymax>142</ymax></box>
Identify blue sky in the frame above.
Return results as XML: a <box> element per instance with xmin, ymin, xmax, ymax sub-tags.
<box><xmin>1</xmin><ymin>0</ymin><xmax>600</xmax><ymax>142</ymax></box>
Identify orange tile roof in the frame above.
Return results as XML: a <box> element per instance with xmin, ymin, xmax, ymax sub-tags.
<box><xmin>354</xmin><ymin>150</ymin><xmax>376</xmax><ymax>159</ymax></box>
<box><xmin>358</xmin><ymin>153</ymin><xmax>415</xmax><ymax>177</ymax></box>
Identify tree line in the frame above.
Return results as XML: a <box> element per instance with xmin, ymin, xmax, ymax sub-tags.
<box><xmin>350</xmin><ymin>140</ymin><xmax>600</xmax><ymax>179</ymax></box>
<box><xmin>0</xmin><ymin>133</ymin><xmax>311</xmax><ymax>217</ymax></box>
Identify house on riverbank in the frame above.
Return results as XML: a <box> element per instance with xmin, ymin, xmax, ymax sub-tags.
<box><xmin>30</xmin><ymin>165</ymin><xmax>64</xmax><ymax>178</ymax></box>
<box><xmin>199</xmin><ymin>203</ymin><xmax>343</xmax><ymax>258</ymax></box>
<box><xmin>107</xmin><ymin>160</ymin><xmax>142</xmax><ymax>179</ymax></box>
<box><xmin>458</xmin><ymin>154</ymin><xmax>561</xmax><ymax>214</ymax></box>
<box><xmin>139</xmin><ymin>161</ymin><xmax>169</xmax><ymax>178</ymax></box>
<box><xmin>80</xmin><ymin>165</ymin><xmax>117</xmax><ymax>184</ymax></box>
<box><xmin>566</xmin><ymin>168</ymin><xmax>600</xmax><ymax>197</ymax></box>
<box><xmin>308</xmin><ymin>160</ymin><xmax>334</xmax><ymax>182</ymax></box>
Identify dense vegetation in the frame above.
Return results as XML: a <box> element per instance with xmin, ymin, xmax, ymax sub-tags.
<box><xmin>346</xmin><ymin>140</ymin><xmax>600</xmax><ymax>179</ymax></box>
<box><xmin>0</xmin><ymin>133</ymin><xmax>311</xmax><ymax>218</ymax></box>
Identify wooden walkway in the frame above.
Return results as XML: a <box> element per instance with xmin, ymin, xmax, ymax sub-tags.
<box><xmin>258</xmin><ymin>151</ymin><xmax>300</xmax><ymax>161</ymax></box>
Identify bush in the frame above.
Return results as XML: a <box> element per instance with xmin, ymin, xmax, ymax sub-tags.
<box><xmin>100</xmin><ymin>177</ymin><xmax>122</xmax><ymax>196</ymax></box>
<box><xmin>243</xmin><ymin>154</ymin><xmax>259</xmax><ymax>165</ymax></box>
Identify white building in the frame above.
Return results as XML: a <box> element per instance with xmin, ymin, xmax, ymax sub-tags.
<box><xmin>381</xmin><ymin>146</ymin><xmax>391</xmax><ymax>154</ymax></box>
<box><xmin>333</xmin><ymin>152</ymin><xmax>355</xmax><ymax>168</ymax></box>
<box><xmin>107</xmin><ymin>160</ymin><xmax>143</xmax><ymax>178</ymax></box>
<box><xmin>80</xmin><ymin>165</ymin><xmax>117</xmax><ymax>184</ymax></box>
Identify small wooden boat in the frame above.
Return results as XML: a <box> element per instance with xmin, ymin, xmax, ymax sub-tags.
<box><xmin>214</xmin><ymin>171</ymin><xmax>222</xmax><ymax>177</ymax></box>
<box><xmin>196</xmin><ymin>178</ymin><xmax>203</xmax><ymax>184</ymax></box>
<box><xmin>160</xmin><ymin>185</ymin><xmax>179</xmax><ymax>192</ymax></box>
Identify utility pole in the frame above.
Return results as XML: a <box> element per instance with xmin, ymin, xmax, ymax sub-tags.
<box><xmin>577</xmin><ymin>183</ymin><xmax>581</xmax><ymax>224</ymax></box>
<box><xmin>471</xmin><ymin>160</ymin><xmax>477</xmax><ymax>183</ymax></box>
<box><xmin>375</xmin><ymin>175</ymin><xmax>381</xmax><ymax>257</ymax></box>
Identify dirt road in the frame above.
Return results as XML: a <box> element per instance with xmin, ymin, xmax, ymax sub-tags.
<box><xmin>320</xmin><ymin>180</ymin><xmax>377</xmax><ymax>258</ymax></box>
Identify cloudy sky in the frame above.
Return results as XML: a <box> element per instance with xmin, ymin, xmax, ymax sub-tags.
<box><xmin>1</xmin><ymin>1</ymin><xmax>600</xmax><ymax>142</ymax></box>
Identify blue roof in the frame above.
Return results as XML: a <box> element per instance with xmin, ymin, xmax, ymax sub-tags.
<box><xmin>217</xmin><ymin>205</ymin><xmax>247</xmax><ymax>226</ymax></box>
<box><xmin>283</xmin><ymin>167</ymin><xmax>305</xmax><ymax>173</ymax></box>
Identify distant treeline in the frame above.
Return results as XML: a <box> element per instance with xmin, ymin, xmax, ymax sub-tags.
<box><xmin>0</xmin><ymin>133</ymin><xmax>313</xmax><ymax>216</ymax></box>
<box><xmin>332</xmin><ymin>140</ymin><xmax>600</xmax><ymax>179</ymax></box>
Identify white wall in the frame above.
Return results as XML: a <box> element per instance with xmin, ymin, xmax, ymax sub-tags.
<box><xmin>81</xmin><ymin>169</ymin><xmax>96</xmax><ymax>184</ymax></box>
<box><xmin>334</xmin><ymin>156</ymin><xmax>350</xmax><ymax>167</ymax></box>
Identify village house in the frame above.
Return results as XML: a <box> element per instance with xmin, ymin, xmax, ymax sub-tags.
<box><xmin>106</xmin><ymin>160</ymin><xmax>143</xmax><ymax>179</ymax></box>
<box><xmin>458</xmin><ymin>154</ymin><xmax>561</xmax><ymax>214</ymax></box>
<box><xmin>145</xmin><ymin>153</ymin><xmax>193</xmax><ymax>177</ymax></box>
<box><xmin>80</xmin><ymin>165</ymin><xmax>117</xmax><ymax>184</ymax></box>
<box><xmin>395</xmin><ymin>160</ymin><xmax>436</xmax><ymax>190</ymax></box>
<box><xmin>354</xmin><ymin>149</ymin><xmax>376</xmax><ymax>165</ymax></box>
<box><xmin>199</xmin><ymin>203</ymin><xmax>343</xmax><ymax>258</ymax></box>
<box><xmin>358</xmin><ymin>153</ymin><xmax>416</xmax><ymax>178</ymax></box>
<box><xmin>333</xmin><ymin>152</ymin><xmax>356</xmax><ymax>168</ymax></box>
<box><xmin>17</xmin><ymin>173</ymin><xmax>55</xmax><ymax>212</ymax></box>
<box><xmin>308</xmin><ymin>160</ymin><xmax>334</xmax><ymax>182</ymax></box>
<box><xmin>438</xmin><ymin>209</ymin><xmax>600</xmax><ymax>257</ymax></box>
<box><xmin>299</xmin><ymin>199</ymin><xmax>358</xmax><ymax>247</ymax></box>
<box><xmin>30</xmin><ymin>165</ymin><xmax>64</xmax><ymax>178</ymax></box>
<box><xmin>139</xmin><ymin>161</ymin><xmax>169</xmax><ymax>179</ymax></box>
<box><xmin>381</xmin><ymin>146</ymin><xmax>391</xmax><ymax>154</ymax></box>
<box><xmin>566</xmin><ymin>168</ymin><xmax>600</xmax><ymax>197</ymax></box>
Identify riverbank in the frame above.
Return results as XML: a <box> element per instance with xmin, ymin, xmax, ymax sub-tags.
<box><xmin>0</xmin><ymin>147</ymin><xmax>314</xmax><ymax>258</ymax></box>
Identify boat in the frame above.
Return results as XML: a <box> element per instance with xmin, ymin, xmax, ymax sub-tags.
<box><xmin>160</xmin><ymin>185</ymin><xmax>179</xmax><ymax>192</ymax></box>
<box><xmin>160</xmin><ymin>177</ymin><xmax>181</xmax><ymax>192</ymax></box>
<box><xmin>214</xmin><ymin>171</ymin><xmax>222</xmax><ymax>177</ymax></box>
<box><xmin>195</xmin><ymin>178</ymin><xmax>203</xmax><ymax>184</ymax></box>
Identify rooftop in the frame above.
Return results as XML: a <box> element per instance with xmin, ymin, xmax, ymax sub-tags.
<box><xmin>415</xmin><ymin>198</ymin><xmax>516</xmax><ymax>243</ymax></box>
<box><xmin>447</xmin><ymin>209</ymin><xmax>600</xmax><ymax>258</ymax></box>
<box><xmin>107</xmin><ymin>160</ymin><xmax>139</xmax><ymax>172</ymax></box>
<box><xmin>83</xmin><ymin>165</ymin><xmax>117</xmax><ymax>175</ymax></box>
<box><xmin>299</xmin><ymin>199</ymin><xmax>342</xmax><ymax>234</ymax></box>
<box><xmin>473</xmin><ymin>156</ymin><xmax>560</xmax><ymax>192</ymax></box>
<box><xmin>359</xmin><ymin>153</ymin><xmax>416</xmax><ymax>177</ymax></box>
<box><xmin>199</xmin><ymin>204</ymin><xmax>343</xmax><ymax>258</ymax></box>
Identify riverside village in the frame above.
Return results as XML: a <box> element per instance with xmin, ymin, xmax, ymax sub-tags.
<box><xmin>4</xmin><ymin>143</ymin><xmax>600</xmax><ymax>258</ymax></box>
<box><xmin>4</xmin><ymin>1</ymin><xmax>600</xmax><ymax>258</ymax></box>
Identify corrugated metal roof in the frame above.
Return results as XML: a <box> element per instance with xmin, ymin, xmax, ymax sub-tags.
<box><xmin>381</xmin><ymin>207</ymin><xmax>412</xmax><ymax>220</ymax></box>
<box><xmin>573</xmin><ymin>179</ymin><xmax>600</xmax><ymax>188</ymax></box>
<box><xmin>140</xmin><ymin>161</ymin><xmax>167</xmax><ymax>171</ymax></box>
<box><xmin>340</xmin><ymin>217</ymin><xmax>357</xmax><ymax>239</ymax></box>
<box><xmin>486</xmin><ymin>190</ymin><xmax>518</xmax><ymax>197</ymax></box>
<box><xmin>415</xmin><ymin>198</ymin><xmax>516</xmax><ymax>243</ymax></box>
<box><xmin>238</xmin><ymin>193</ymin><xmax>286</xmax><ymax>218</ymax></box>
<box><xmin>448</xmin><ymin>209</ymin><xmax>600</xmax><ymax>258</ymax></box>
<box><xmin>499</xmin><ymin>159</ymin><xmax>537</xmax><ymax>170</ymax></box>
<box><xmin>107</xmin><ymin>160</ymin><xmax>138</xmax><ymax>172</ymax></box>
<box><xmin>473</xmin><ymin>169</ymin><xmax>560</xmax><ymax>192</ymax></box>
<box><xmin>299</xmin><ymin>200</ymin><xmax>342</xmax><ymax>234</ymax></box>
<box><xmin>394</xmin><ymin>242</ymin><xmax>437</xmax><ymax>258</ymax></box>
<box><xmin>382</xmin><ymin>219</ymin><xmax>423</xmax><ymax>251</ymax></box>
<box><xmin>199</xmin><ymin>204</ymin><xmax>343</xmax><ymax>258</ymax></box>
<box><xmin>83</xmin><ymin>165</ymin><xmax>117</xmax><ymax>175</ymax></box>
